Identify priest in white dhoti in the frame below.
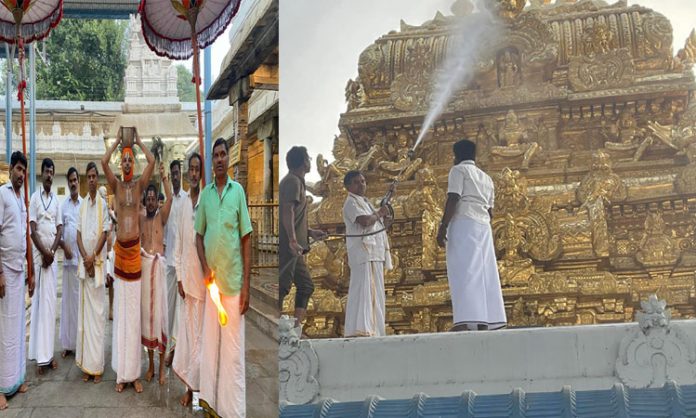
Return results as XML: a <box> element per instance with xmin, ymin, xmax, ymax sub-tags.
<box><xmin>195</xmin><ymin>138</ymin><xmax>253</xmax><ymax>418</ymax></box>
<box><xmin>172</xmin><ymin>153</ymin><xmax>205</xmax><ymax>407</ymax></box>
<box><xmin>0</xmin><ymin>151</ymin><xmax>33</xmax><ymax>410</ymax></box>
<box><xmin>342</xmin><ymin>170</ymin><xmax>393</xmax><ymax>337</ymax></box>
<box><xmin>59</xmin><ymin>167</ymin><xmax>81</xmax><ymax>358</ymax></box>
<box><xmin>437</xmin><ymin>139</ymin><xmax>506</xmax><ymax>331</ymax></box>
<box><xmin>28</xmin><ymin>158</ymin><xmax>63</xmax><ymax>374</ymax></box>
<box><xmin>75</xmin><ymin>162</ymin><xmax>110</xmax><ymax>382</ymax></box>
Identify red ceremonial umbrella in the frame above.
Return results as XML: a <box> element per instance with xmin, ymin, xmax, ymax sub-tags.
<box><xmin>139</xmin><ymin>0</ymin><xmax>241</xmax><ymax>185</ymax></box>
<box><xmin>0</xmin><ymin>0</ymin><xmax>62</xmax><ymax>288</ymax></box>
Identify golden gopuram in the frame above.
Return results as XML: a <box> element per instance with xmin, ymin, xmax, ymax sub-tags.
<box><xmin>282</xmin><ymin>0</ymin><xmax>696</xmax><ymax>337</ymax></box>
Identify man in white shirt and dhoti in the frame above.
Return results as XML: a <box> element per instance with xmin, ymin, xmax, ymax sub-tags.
<box><xmin>437</xmin><ymin>139</ymin><xmax>506</xmax><ymax>331</ymax></box>
<box><xmin>59</xmin><ymin>167</ymin><xmax>81</xmax><ymax>359</ymax></box>
<box><xmin>342</xmin><ymin>170</ymin><xmax>393</xmax><ymax>337</ymax></box>
<box><xmin>163</xmin><ymin>159</ymin><xmax>186</xmax><ymax>367</ymax></box>
<box><xmin>75</xmin><ymin>162</ymin><xmax>110</xmax><ymax>382</ymax></box>
<box><xmin>0</xmin><ymin>151</ymin><xmax>33</xmax><ymax>409</ymax></box>
<box><xmin>172</xmin><ymin>152</ymin><xmax>205</xmax><ymax>407</ymax></box>
<box><xmin>28</xmin><ymin>158</ymin><xmax>63</xmax><ymax>374</ymax></box>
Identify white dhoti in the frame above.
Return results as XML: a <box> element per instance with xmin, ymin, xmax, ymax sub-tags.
<box><xmin>165</xmin><ymin>265</ymin><xmax>179</xmax><ymax>353</ymax></box>
<box><xmin>75</xmin><ymin>265</ymin><xmax>106</xmax><ymax>376</ymax></box>
<box><xmin>446</xmin><ymin>218</ymin><xmax>507</xmax><ymax>330</ymax></box>
<box><xmin>28</xmin><ymin>262</ymin><xmax>58</xmax><ymax>366</ymax></box>
<box><xmin>200</xmin><ymin>293</ymin><xmax>245</xmax><ymax>418</ymax></box>
<box><xmin>140</xmin><ymin>253</ymin><xmax>168</xmax><ymax>353</ymax></box>
<box><xmin>111</xmin><ymin>278</ymin><xmax>142</xmax><ymax>383</ymax></box>
<box><xmin>172</xmin><ymin>295</ymin><xmax>204</xmax><ymax>391</ymax></box>
<box><xmin>59</xmin><ymin>265</ymin><xmax>79</xmax><ymax>351</ymax></box>
<box><xmin>0</xmin><ymin>268</ymin><xmax>26</xmax><ymax>395</ymax></box>
<box><xmin>344</xmin><ymin>261</ymin><xmax>386</xmax><ymax>337</ymax></box>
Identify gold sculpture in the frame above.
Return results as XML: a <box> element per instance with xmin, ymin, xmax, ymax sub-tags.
<box><xmin>285</xmin><ymin>0</ymin><xmax>696</xmax><ymax>337</ymax></box>
<box><xmin>489</xmin><ymin>110</ymin><xmax>540</xmax><ymax>169</ymax></box>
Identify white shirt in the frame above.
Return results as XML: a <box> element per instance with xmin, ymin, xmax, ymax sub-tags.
<box><xmin>175</xmin><ymin>192</ymin><xmax>205</xmax><ymax>300</ymax></box>
<box><xmin>342</xmin><ymin>192</ymin><xmax>392</xmax><ymax>267</ymax></box>
<box><xmin>0</xmin><ymin>184</ymin><xmax>27</xmax><ymax>272</ymax></box>
<box><xmin>77</xmin><ymin>192</ymin><xmax>111</xmax><ymax>281</ymax></box>
<box><xmin>447</xmin><ymin>160</ymin><xmax>495</xmax><ymax>225</ymax></box>
<box><xmin>164</xmin><ymin>188</ymin><xmax>188</xmax><ymax>267</ymax></box>
<box><xmin>29</xmin><ymin>189</ymin><xmax>62</xmax><ymax>264</ymax></box>
<box><xmin>61</xmin><ymin>196</ymin><xmax>82</xmax><ymax>267</ymax></box>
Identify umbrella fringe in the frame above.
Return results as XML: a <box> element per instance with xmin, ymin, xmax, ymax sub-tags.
<box><xmin>140</xmin><ymin>0</ymin><xmax>240</xmax><ymax>60</ymax></box>
<box><xmin>0</xmin><ymin>2</ymin><xmax>62</xmax><ymax>44</ymax></box>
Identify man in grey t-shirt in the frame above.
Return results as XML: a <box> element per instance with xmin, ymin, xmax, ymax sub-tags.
<box><xmin>279</xmin><ymin>146</ymin><xmax>327</xmax><ymax>330</ymax></box>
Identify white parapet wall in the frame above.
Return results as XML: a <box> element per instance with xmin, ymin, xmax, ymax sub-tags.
<box><xmin>279</xmin><ymin>296</ymin><xmax>696</xmax><ymax>405</ymax></box>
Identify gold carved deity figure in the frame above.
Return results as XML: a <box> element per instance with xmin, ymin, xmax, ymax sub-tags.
<box><xmin>378</xmin><ymin>131</ymin><xmax>423</xmax><ymax>181</ymax></box>
<box><xmin>345</xmin><ymin>78</ymin><xmax>365</xmax><ymax>111</ymax></box>
<box><xmin>490</xmin><ymin>110</ymin><xmax>541</xmax><ymax>169</ymax></box>
<box><xmin>494</xmin><ymin>167</ymin><xmax>529</xmax><ymax>213</ymax></box>
<box><xmin>309</xmin><ymin>134</ymin><xmax>378</xmax><ymax>198</ymax></box>
<box><xmin>499</xmin><ymin>213</ymin><xmax>528</xmax><ymax>261</ymax></box>
<box><xmin>647</xmin><ymin>102</ymin><xmax>696</xmax><ymax>159</ymax></box>
<box><xmin>576</xmin><ymin>150</ymin><xmax>627</xmax><ymax>257</ymax></box>
<box><xmin>404</xmin><ymin>167</ymin><xmax>444</xmax><ymax>270</ymax></box>
<box><xmin>496</xmin><ymin>213</ymin><xmax>535</xmax><ymax>286</ymax></box>
<box><xmin>636</xmin><ymin>211</ymin><xmax>678</xmax><ymax>268</ymax></box>
<box><xmin>497</xmin><ymin>49</ymin><xmax>522</xmax><ymax>88</ymax></box>
<box><xmin>603</xmin><ymin>109</ymin><xmax>655</xmax><ymax>161</ymax></box>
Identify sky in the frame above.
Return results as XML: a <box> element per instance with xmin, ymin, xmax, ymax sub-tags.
<box><xmin>184</xmin><ymin>26</ymin><xmax>231</xmax><ymax>87</ymax></box>
<box><xmin>280</xmin><ymin>0</ymin><xmax>696</xmax><ymax>183</ymax></box>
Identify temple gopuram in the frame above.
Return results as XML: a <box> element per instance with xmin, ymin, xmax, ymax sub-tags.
<box><xmin>282</xmin><ymin>0</ymin><xmax>696</xmax><ymax>338</ymax></box>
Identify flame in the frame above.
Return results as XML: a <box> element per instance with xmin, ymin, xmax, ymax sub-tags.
<box><xmin>207</xmin><ymin>278</ymin><xmax>228</xmax><ymax>327</ymax></box>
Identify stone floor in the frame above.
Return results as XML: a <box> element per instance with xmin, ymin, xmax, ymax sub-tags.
<box><xmin>3</xmin><ymin>264</ymin><xmax>278</xmax><ymax>417</ymax></box>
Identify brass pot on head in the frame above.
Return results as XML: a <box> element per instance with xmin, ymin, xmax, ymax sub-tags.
<box><xmin>120</xmin><ymin>126</ymin><xmax>136</xmax><ymax>149</ymax></box>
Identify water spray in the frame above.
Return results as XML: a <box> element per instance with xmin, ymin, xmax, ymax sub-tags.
<box><xmin>290</xmin><ymin>0</ymin><xmax>505</xmax><ymax>258</ymax></box>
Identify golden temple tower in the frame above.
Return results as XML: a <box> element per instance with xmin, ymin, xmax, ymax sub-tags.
<box><xmin>284</xmin><ymin>0</ymin><xmax>696</xmax><ymax>337</ymax></box>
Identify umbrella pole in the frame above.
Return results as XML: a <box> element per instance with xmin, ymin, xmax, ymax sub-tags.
<box><xmin>16</xmin><ymin>35</ymin><xmax>33</xmax><ymax>284</ymax></box>
<box><xmin>191</xmin><ymin>28</ymin><xmax>206</xmax><ymax>186</ymax></box>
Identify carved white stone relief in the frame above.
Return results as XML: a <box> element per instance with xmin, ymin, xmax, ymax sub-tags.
<box><xmin>279</xmin><ymin>315</ymin><xmax>320</xmax><ymax>405</ymax></box>
<box><xmin>615</xmin><ymin>295</ymin><xmax>696</xmax><ymax>388</ymax></box>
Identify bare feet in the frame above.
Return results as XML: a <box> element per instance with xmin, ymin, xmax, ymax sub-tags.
<box><xmin>115</xmin><ymin>383</ymin><xmax>125</xmax><ymax>393</ymax></box>
<box><xmin>37</xmin><ymin>366</ymin><xmax>44</xmax><ymax>375</ymax></box>
<box><xmin>94</xmin><ymin>375</ymin><xmax>102</xmax><ymax>384</ymax></box>
<box><xmin>165</xmin><ymin>351</ymin><xmax>174</xmax><ymax>367</ymax></box>
<box><xmin>61</xmin><ymin>350</ymin><xmax>73</xmax><ymax>358</ymax></box>
<box><xmin>82</xmin><ymin>373</ymin><xmax>90</xmax><ymax>382</ymax></box>
<box><xmin>158</xmin><ymin>361</ymin><xmax>166</xmax><ymax>385</ymax></box>
<box><xmin>0</xmin><ymin>394</ymin><xmax>7</xmax><ymax>410</ymax></box>
<box><xmin>17</xmin><ymin>384</ymin><xmax>28</xmax><ymax>393</ymax></box>
<box><xmin>179</xmin><ymin>390</ymin><xmax>192</xmax><ymax>407</ymax></box>
<box><xmin>133</xmin><ymin>379</ymin><xmax>143</xmax><ymax>393</ymax></box>
<box><xmin>145</xmin><ymin>366</ymin><xmax>155</xmax><ymax>383</ymax></box>
<box><xmin>50</xmin><ymin>359</ymin><xmax>58</xmax><ymax>370</ymax></box>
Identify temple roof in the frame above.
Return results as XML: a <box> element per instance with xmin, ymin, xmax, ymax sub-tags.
<box><xmin>280</xmin><ymin>382</ymin><xmax>696</xmax><ymax>417</ymax></box>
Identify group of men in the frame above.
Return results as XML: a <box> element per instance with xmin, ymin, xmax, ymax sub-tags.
<box><xmin>279</xmin><ymin>139</ymin><xmax>506</xmax><ymax>337</ymax></box>
<box><xmin>0</xmin><ymin>130</ymin><xmax>252</xmax><ymax>418</ymax></box>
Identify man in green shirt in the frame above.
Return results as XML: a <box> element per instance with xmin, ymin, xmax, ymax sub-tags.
<box><xmin>195</xmin><ymin>138</ymin><xmax>252</xmax><ymax>418</ymax></box>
